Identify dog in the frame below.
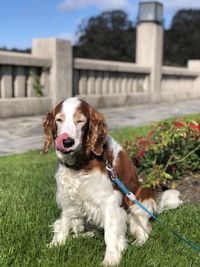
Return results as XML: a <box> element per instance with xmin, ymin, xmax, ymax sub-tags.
<box><xmin>42</xmin><ymin>97</ymin><xmax>182</xmax><ymax>266</ymax></box>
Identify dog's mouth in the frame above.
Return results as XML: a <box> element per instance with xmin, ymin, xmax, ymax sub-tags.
<box><xmin>62</xmin><ymin>149</ymin><xmax>74</xmax><ymax>155</ymax></box>
<box><xmin>56</xmin><ymin>146</ymin><xmax>75</xmax><ymax>155</ymax></box>
<box><xmin>60</xmin><ymin>144</ymin><xmax>83</xmax><ymax>158</ymax></box>
<box><xmin>55</xmin><ymin>133</ymin><xmax>75</xmax><ymax>155</ymax></box>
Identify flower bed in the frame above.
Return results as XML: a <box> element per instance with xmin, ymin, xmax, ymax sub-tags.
<box><xmin>124</xmin><ymin>119</ymin><xmax>200</xmax><ymax>190</ymax></box>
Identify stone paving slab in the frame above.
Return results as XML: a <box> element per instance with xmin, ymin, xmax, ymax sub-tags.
<box><xmin>0</xmin><ymin>99</ymin><xmax>200</xmax><ymax>156</ymax></box>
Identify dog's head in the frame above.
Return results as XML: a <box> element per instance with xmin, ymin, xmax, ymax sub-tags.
<box><xmin>42</xmin><ymin>98</ymin><xmax>107</xmax><ymax>165</ymax></box>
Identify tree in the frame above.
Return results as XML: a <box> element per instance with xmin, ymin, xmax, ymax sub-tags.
<box><xmin>74</xmin><ymin>9</ymin><xmax>200</xmax><ymax>66</ymax></box>
<box><xmin>73</xmin><ymin>10</ymin><xmax>136</xmax><ymax>62</ymax></box>
<box><xmin>164</xmin><ymin>9</ymin><xmax>200</xmax><ymax>66</ymax></box>
<box><xmin>0</xmin><ymin>47</ymin><xmax>31</xmax><ymax>53</ymax></box>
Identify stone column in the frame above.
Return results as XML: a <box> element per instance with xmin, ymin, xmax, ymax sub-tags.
<box><xmin>1</xmin><ymin>66</ymin><xmax>12</xmax><ymax>98</ymax></box>
<box><xmin>136</xmin><ymin>7</ymin><xmax>164</xmax><ymax>103</ymax></box>
<box><xmin>32</xmin><ymin>38</ymin><xmax>72</xmax><ymax>106</ymax></box>
<box><xmin>188</xmin><ymin>60</ymin><xmax>200</xmax><ymax>71</ymax></box>
<box><xmin>14</xmin><ymin>66</ymin><xmax>26</xmax><ymax>97</ymax></box>
<box><xmin>188</xmin><ymin>60</ymin><xmax>200</xmax><ymax>92</ymax></box>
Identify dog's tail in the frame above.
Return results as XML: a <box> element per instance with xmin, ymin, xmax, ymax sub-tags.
<box><xmin>156</xmin><ymin>189</ymin><xmax>183</xmax><ymax>214</ymax></box>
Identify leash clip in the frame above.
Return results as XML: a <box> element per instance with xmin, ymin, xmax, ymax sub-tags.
<box><xmin>105</xmin><ymin>160</ymin><xmax>116</xmax><ymax>181</ymax></box>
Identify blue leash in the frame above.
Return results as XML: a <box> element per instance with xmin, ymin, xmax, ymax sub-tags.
<box><xmin>105</xmin><ymin>160</ymin><xmax>200</xmax><ymax>254</ymax></box>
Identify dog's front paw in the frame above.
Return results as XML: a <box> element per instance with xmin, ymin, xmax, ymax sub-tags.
<box><xmin>48</xmin><ymin>234</ymin><xmax>66</xmax><ymax>247</ymax></box>
<box><xmin>132</xmin><ymin>239</ymin><xmax>146</xmax><ymax>247</ymax></box>
<box><xmin>102</xmin><ymin>250</ymin><xmax>122</xmax><ymax>266</ymax></box>
<box><xmin>131</xmin><ymin>231</ymin><xmax>149</xmax><ymax>247</ymax></box>
<box><xmin>72</xmin><ymin>230</ymin><xmax>95</xmax><ymax>239</ymax></box>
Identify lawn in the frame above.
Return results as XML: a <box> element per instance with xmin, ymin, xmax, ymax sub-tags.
<box><xmin>0</xmin><ymin>117</ymin><xmax>200</xmax><ymax>267</ymax></box>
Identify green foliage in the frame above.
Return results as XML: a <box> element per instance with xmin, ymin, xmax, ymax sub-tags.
<box><xmin>124</xmin><ymin>119</ymin><xmax>200</xmax><ymax>189</ymax></box>
<box><xmin>30</xmin><ymin>70</ymin><xmax>44</xmax><ymax>97</ymax></box>
<box><xmin>1</xmin><ymin>9</ymin><xmax>200</xmax><ymax>66</ymax></box>
<box><xmin>73</xmin><ymin>10</ymin><xmax>136</xmax><ymax>62</ymax></box>
<box><xmin>73</xmin><ymin>9</ymin><xmax>200</xmax><ymax>66</ymax></box>
<box><xmin>164</xmin><ymin>10</ymin><xmax>200</xmax><ymax>66</ymax></box>
<box><xmin>0</xmin><ymin>47</ymin><xmax>31</xmax><ymax>53</ymax></box>
<box><xmin>30</xmin><ymin>66</ymin><xmax>49</xmax><ymax>97</ymax></box>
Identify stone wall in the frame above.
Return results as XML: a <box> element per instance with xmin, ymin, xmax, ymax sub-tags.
<box><xmin>1</xmin><ymin>38</ymin><xmax>200</xmax><ymax>118</ymax></box>
<box><xmin>73</xmin><ymin>58</ymin><xmax>151</xmax><ymax>108</ymax></box>
<box><xmin>0</xmin><ymin>51</ymin><xmax>52</xmax><ymax>117</ymax></box>
<box><xmin>0</xmin><ymin>38</ymin><xmax>72</xmax><ymax>118</ymax></box>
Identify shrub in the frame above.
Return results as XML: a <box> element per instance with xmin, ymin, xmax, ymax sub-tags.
<box><xmin>124</xmin><ymin>119</ymin><xmax>200</xmax><ymax>189</ymax></box>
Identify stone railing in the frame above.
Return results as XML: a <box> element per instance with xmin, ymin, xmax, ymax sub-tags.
<box><xmin>0</xmin><ymin>39</ymin><xmax>72</xmax><ymax>118</ymax></box>
<box><xmin>161</xmin><ymin>66</ymin><xmax>200</xmax><ymax>101</ymax></box>
<box><xmin>73</xmin><ymin>58</ymin><xmax>200</xmax><ymax>108</ymax></box>
<box><xmin>1</xmin><ymin>38</ymin><xmax>200</xmax><ymax>118</ymax></box>
<box><xmin>0</xmin><ymin>51</ymin><xmax>52</xmax><ymax>117</ymax></box>
<box><xmin>73</xmin><ymin>58</ymin><xmax>151</xmax><ymax>107</ymax></box>
<box><xmin>0</xmin><ymin>51</ymin><xmax>51</xmax><ymax>98</ymax></box>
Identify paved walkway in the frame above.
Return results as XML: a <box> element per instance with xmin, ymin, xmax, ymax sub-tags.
<box><xmin>1</xmin><ymin>99</ymin><xmax>200</xmax><ymax>156</ymax></box>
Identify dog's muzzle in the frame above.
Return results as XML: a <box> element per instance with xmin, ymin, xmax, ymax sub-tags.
<box><xmin>55</xmin><ymin>132</ymin><xmax>74</xmax><ymax>153</ymax></box>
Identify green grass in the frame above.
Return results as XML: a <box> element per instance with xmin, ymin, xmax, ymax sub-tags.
<box><xmin>0</xmin><ymin>114</ymin><xmax>200</xmax><ymax>267</ymax></box>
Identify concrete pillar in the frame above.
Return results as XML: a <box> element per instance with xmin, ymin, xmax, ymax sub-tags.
<box><xmin>188</xmin><ymin>60</ymin><xmax>200</xmax><ymax>71</ymax></box>
<box><xmin>32</xmin><ymin>38</ymin><xmax>72</xmax><ymax>106</ymax></box>
<box><xmin>136</xmin><ymin>21</ymin><xmax>163</xmax><ymax>103</ymax></box>
<box><xmin>14</xmin><ymin>66</ymin><xmax>26</xmax><ymax>97</ymax></box>
<box><xmin>27</xmin><ymin>68</ymin><xmax>36</xmax><ymax>97</ymax></box>
<box><xmin>1</xmin><ymin>66</ymin><xmax>13</xmax><ymax>98</ymax></box>
<box><xmin>188</xmin><ymin>60</ymin><xmax>200</xmax><ymax>91</ymax></box>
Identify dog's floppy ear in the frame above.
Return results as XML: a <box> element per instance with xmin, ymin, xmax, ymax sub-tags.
<box><xmin>41</xmin><ymin>101</ymin><xmax>63</xmax><ymax>154</ymax></box>
<box><xmin>87</xmin><ymin>106</ymin><xmax>107</xmax><ymax>156</ymax></box>
<box><xmin>42</xmin><ymin>112</ymin><xmax>55</xmax><ymax>154</ymax></box>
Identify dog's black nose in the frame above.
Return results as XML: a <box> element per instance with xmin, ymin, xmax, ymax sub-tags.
<box><xmin>63</xmin><ymin>138</ymin><xmax>75</xmax><ymax>148</ymax></box>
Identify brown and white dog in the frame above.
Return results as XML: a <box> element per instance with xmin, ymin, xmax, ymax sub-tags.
<box><xmin>42</xmin><ymin>97</ymin><xmax>182</xmax><ymax>266</ymax></box>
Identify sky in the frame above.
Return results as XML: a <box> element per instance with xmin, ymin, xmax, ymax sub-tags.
<box><xmin>1</xmin><ymin>0</ymin><xmax>200</xmax><ymax>49</ymax></box>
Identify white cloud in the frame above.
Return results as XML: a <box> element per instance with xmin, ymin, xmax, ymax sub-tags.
<box><xmin>167</xmin><ymin>0</ymin><xmax>200</xmax><ymax>11</ymax></box>
<box><xmin>142</xmin><ymin>0</ymin><xmax>200</xmax><ymax>12</ymax></box>
<box><xmin>57</xmin><ymin>1</ymin><xmax>200</xmax><ymax>30</ymax></box>
<box><xmin>58</xmin><ymin>0</ymin><xmax>133</xmax><ymax>12</ymax></box>
<box><xmin>58</xmin><ymin>0</ymin><xmax>200</xmax><ymax>17</ymax></box>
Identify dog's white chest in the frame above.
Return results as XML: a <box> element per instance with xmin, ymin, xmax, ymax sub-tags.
<box><xmin>55</xmin><ymin>164</ymin><xmax>119</xmax><ymax>226</ymax></box>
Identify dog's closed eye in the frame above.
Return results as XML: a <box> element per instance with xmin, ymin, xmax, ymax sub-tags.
<box><xmin>56</xmin><ymin>118</ymin><xmax>63</xmax><ymax>123</ymax></box>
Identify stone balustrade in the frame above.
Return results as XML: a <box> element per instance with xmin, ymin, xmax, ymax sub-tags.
<box><xmin>0</xmin><ymin>51</ymin><xmax>51</xmax><ymax>99</ymax></box>
<box><xmin>161</xmin><ymin>66</ymin><xmax>200</xmax><ymax>101</ymax></box>
<box><xmin>0</xmin><ymin>51</ymin><xmax>52</xmax><ymax>117</ymax></box>
<box><xmin>73</xmin><ymin>58</ymin><xmax>151</xmax><ymax>107</ymax></box>
<box><xmin>0</xmin><ymin>38</ymin><xmax>73</xmax><ymax>118</ymax></box>
<box><xmin>1</xmin><ymin>38</ymin><xmax>200</xmax><ymax>118</ymax></box>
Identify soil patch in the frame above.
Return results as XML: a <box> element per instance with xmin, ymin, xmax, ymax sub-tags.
<box><xmin>175</xmin><ymin>174</ymin><xmax>200</xmax><ymax>204</ymax></box>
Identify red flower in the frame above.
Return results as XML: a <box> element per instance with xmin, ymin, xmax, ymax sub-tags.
<box><xmin>174</xmin><ymin>121</ymin><xmax>184</xmax><ymax>128</ymax></box>
<box><xmin>188</xmin><ymin>122</ymin><xmax>200</xmax><ymax>132</ymax></box>
<box><xmin>139</xmin><ymin>138</ymin><xmax>148</xmax><ymax>146</ymax></box>
<box><xmin>139</xmin><ymin>138</ymin><xmax>146</xmax><ymax>144</ymax></box>
<box><xmin>138</xmin><ymin>149</ymin><xmax>145</xmax><ymax>158</ymax></box>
